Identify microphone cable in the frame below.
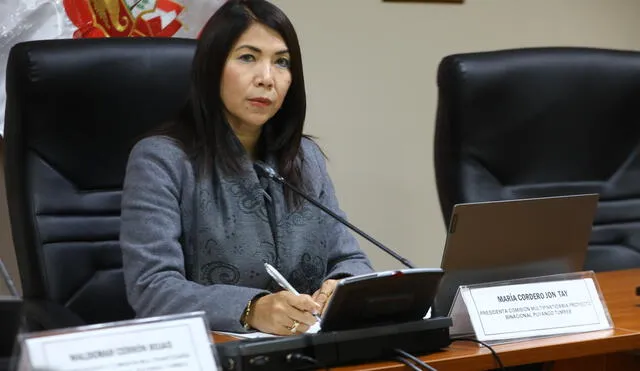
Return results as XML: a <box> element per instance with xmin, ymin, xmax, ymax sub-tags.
<box><xmin>453</xmin><ymin>338</ymin><xmax>505</xmax><ymax>370</ymax></box>
<box><xmin>394</xmin><ymin>349</ymin><xmax>438</xmax><ymax>371</ymax></box>
<box><xmin>394</xmin><ymin>356</ymin><xmax>423</xmax><ymax>371</ymax></box>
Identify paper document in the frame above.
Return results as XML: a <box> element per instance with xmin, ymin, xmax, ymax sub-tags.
<box><xmin>218</xmin><ymin>322</ymin><xmax>321</xmax><ymax>339</ymax></box>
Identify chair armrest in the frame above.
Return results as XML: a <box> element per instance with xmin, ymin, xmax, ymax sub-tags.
<box><xmin>22</xmin><ymin>299</ymin><xmax>85</xmax><ymax>331</ymax></box>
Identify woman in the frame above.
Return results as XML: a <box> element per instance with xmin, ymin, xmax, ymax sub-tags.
<box><xmin>120</xmin><ymin>0</ymin><xmax>374</xmax><ymax>336</ymax></box>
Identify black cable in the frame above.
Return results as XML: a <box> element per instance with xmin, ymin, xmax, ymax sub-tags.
<box><xmin>453</xmin><ymin>338</ymin><xmax>505</xmax><ymax>370</ymax></box>
<box><xmin>394</xmin><ymin>349</ymin><xmax>438</xmax><ymax>371</ymax></box>
<box><xmin>285</xmin><ymin>353</ymin><xmax>329</xmax><ymax>370</ymax></box>
<box><xmin>394</xmin><ymin>356</ymin><xmax>422</xmax><ymax>371</ymax></box>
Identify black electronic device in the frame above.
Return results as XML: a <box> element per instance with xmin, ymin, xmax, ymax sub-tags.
<box><xmin>432</xmin><ymin>194</ymin><xmax>599</xmax><ymax>317</ymax></box>
<box><xmin>320</xmin><ymin>268</ymin><xmax>443</xmax><ymax>332</ymax></box>
<box><xmin>215</xmin><ymin>317</ymin><xmax>452</xmax><ymax>371</ymax></box>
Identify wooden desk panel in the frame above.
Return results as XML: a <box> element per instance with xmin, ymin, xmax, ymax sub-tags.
<box><xmin>213</xmin><ymin>269</ymin><xmax>640</xmax><ymax>370</ymax></box>
<box><xmin>333</xmin><ymin>329</ymin><xmax>640</xmax><ymax>371</ymax></box>
<box><xmin>597</xmin><ymin>268</ymin><xmax>640</xmax><ymax>332</ymax></box>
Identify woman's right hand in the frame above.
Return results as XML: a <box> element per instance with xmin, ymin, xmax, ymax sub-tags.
<box><xmin>248</xmin><ymin>291</ymin><xmax>321</xmax><ymax>335</ymax></box>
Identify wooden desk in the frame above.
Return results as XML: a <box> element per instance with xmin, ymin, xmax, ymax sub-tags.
<box><xmin>214</xmin><ymin>269</ymin><xmax>640</xmax><ymax>370</ymax></box>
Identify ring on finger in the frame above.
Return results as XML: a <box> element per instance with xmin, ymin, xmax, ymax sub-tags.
<box><xmin>320</xmin><ymin>290</ymin><xmax>332</xmax><ymax>296</ymax></box>
<box><xmin>289</xmin><ymin>320</ymin><xmax>300</xmax><ymax>333</ymax></box>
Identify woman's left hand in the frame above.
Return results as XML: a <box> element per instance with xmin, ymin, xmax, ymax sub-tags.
<box><xmin>312</xmin><ymin>279</ymin><xmax>338</xmax><ymax>315</ymax></box>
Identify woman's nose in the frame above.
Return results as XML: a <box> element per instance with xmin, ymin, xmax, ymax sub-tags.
<box><xmin>255</xmin><ymin>62</ymin><xmax>274</xmax><ymax>88</ymax></box>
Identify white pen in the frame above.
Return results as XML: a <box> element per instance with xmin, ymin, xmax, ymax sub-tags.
<box><xmin>264</xmin><ymin>262</ymin><xmax>322</xmax><ymax>321</ymax></box>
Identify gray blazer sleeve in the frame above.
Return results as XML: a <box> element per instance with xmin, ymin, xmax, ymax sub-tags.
<box><xmin>120</xmin><ymin>137</ymin><xmax>268</xmax><ymax>332</ymax></box>
<box><xmin>303</xmin><ymin>140</ymin><xmax>375</xmax><ymax>279</ymax></box>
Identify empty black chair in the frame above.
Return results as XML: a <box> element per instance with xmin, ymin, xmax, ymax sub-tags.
<box><xmin>4</xmin><ymin>37</ymin><xmax>196</xmax><ymax>329</ymax></box>
<box><xmin>434</xmin><ymin>47</ymin><xmax>640</xmax><ymax>272</ymax></box>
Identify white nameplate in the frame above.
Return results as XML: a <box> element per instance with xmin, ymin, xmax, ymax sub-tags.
<box><xmin>18</xmin><ymin>311</ymin><xmax>219</xmax><ymax>371</ymax></box>
<box><xmin>449</xmin><ymin>271</ymin><xmax>613</xmax><ymax>342</ymax></box>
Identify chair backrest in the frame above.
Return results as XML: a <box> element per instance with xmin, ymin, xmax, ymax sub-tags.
<box><xmin>434</xmin><ymin>47</ymin><xmax>640</xmax><ymax>272</ymax></box>
<box><xmin>4</xmin><ymin>38</ymin><xmax>196</xmax><ymax>324</ymax></box>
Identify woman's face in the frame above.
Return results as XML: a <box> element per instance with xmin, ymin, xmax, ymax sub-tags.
<box><xmin>221</xmin><ymin>22</ymin><xmax>292</xmax><ymax>135</ymax></box>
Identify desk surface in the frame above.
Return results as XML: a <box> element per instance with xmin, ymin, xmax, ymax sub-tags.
<box><xmin>214</xmin><ymin>269</ymin><xmax>640</xmax><ymax>370</ymax></box>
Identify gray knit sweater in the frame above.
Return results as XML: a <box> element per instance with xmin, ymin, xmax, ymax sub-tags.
<box><xmin>120</xmin><ymin>135</ymin><xmax>374</xmax><ymax>332</ymax></box>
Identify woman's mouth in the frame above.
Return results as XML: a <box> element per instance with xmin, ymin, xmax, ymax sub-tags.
<box><xmin>248</xmin><ymin>97</ymin><xmax>273</xmax><ymax>107</ymax></box>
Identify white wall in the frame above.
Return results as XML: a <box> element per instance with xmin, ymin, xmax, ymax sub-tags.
<box><xmin>271</xmin><ymin>0</ymin><xmax>640</xmax><ymax>270</ymax></box>
<box><xmin>2</xmin><ymin>0</ymin><xmax>640</xmax><ymax>295</ymax></box>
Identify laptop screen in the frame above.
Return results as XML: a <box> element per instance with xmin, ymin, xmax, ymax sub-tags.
<box><xmin>432</xmin><ymin>194</ymin><xmax>599</xmax><ymax>318</ymax></box>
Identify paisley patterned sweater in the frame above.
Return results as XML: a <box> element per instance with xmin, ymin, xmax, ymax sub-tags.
<box><xmin>120</xmin><ymin>135</ymin><xmax>374</xmax><ymax>332</ymax></box>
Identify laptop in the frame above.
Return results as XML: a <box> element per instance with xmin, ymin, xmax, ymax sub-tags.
<box><xmin>431</xmin><ymin>193</ymin><xmax>599</xmax><ymax>318</ymax></box>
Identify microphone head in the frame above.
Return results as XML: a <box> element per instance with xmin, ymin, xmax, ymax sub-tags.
<box><xmin>253</xmin><ymin>161</ymin><xmax>281</xmax><ymax>181</ymax></box>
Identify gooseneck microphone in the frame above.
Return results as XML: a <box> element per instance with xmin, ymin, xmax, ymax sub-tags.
<box><xmin>253</xmin><ymin>161</ymin><xmax>415</xmax><ymax>269</ymax></box>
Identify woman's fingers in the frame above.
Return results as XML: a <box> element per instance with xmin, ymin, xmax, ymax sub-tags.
<box><xmin>314</xmin><ymin>279</ymin><xmax>338</xmax><ymax>314</ymax></box>
<box><xmin>250</xmin><ymin>291</ymin><xmax>320</xmax><ymax>335</ymax></box>
<box><xmin>279</xmin><ymin>316</ymin><xmax>310</xmax><ymax>335</ymax></box>
<box><xmin>287</xmin><ymin>304</ymin><xmax>317</xmax><ymax>326</ymax></box>
<box><xmin>287</xmin><ymin>293</ymin><xmax>321</xmax><ymax>318</ymax></box>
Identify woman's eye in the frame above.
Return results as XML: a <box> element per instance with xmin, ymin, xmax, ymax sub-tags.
<box><xmin>276</xmin><ymin>58</ymin><xmax>290</xmax><ymax>69</ymax></box>
<box><xmin>238</xmin><ymin>54</ymin><xmax>255</xmax><ymax>62</ymax></box>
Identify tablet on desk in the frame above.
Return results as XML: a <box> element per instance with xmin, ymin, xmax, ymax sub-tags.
<box><xmin>319</xmin><ymin>268</ymin><xmax>444</xmax><ymax>332</ymax></box>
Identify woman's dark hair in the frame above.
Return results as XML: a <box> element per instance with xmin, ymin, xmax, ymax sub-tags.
<box><xmin>164</xmin><ymin>0</ymin><xmax>309</xmax><ymax>208</ymax></box>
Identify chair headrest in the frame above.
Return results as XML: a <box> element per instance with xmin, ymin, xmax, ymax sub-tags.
<box><xmin>5</xmin><ymin>37</ymin><xmax>197</xmax><ymax>189</ymax></box>
<box><xmin>435</xmin><ymin>47</ymin><xmax>640</xmax><ymax>184</ymax></box>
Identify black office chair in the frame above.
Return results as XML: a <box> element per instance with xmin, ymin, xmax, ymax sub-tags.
<box><xmin>3</xmin><ymin>37</ymin><xmax>196</xmax><ymax>330</ymax></box>
<box><xmin>434</xmin><ymin>47</ymin><xmax>640</xmax><ymax>272</ymax></box>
